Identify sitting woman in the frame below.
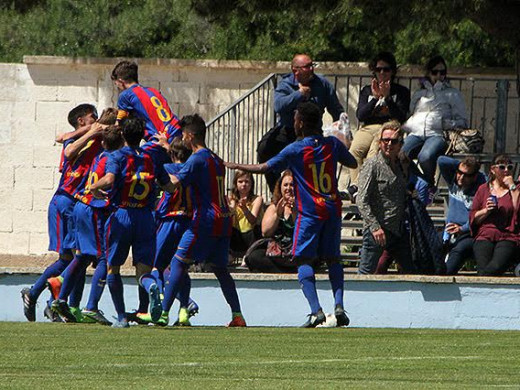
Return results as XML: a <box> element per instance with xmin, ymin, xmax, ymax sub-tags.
<box><xmin>402</xmin><ymin>55</ymin><xmax>468</xmax><ymax>184</ymax></box>
<box><xmin>244</xmin><ymin>170</ymin><xmax>298</xmax><ymax>273</ymax></box>
<box><xmin>470</xmin><ymin>155</ymin><xmax>520</xmax><ymax>276</ymax></box>
<box><xmin>228</xmin><ymin>170</ymin><xmax>264</xmax><ymax>264</ymax></box>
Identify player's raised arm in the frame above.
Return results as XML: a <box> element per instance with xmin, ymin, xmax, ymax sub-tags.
<box><xmin>64</xmin><ymin>122</ymin><xmax>106</xmax><ymax>160</ymax></box>
<box><xmin>225</xmin><ymin>161</ymin><xmax>269</xmax><ymax>174</ymax></box>
<box><xmin>90</xmin><ymin>172</ymin><xmax>115</xmax><ymax>199</ymax></box>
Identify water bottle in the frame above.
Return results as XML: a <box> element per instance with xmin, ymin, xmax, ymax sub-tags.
<box><xmin>339</xmin><ymin>112</ymin><xmax>352</xmax><ymax>141</ymax></box>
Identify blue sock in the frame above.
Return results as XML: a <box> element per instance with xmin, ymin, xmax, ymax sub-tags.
<box><xmin>139</xmin><ymin>273</ymin><xmax>157</xmax><ymax>294</ymax></box>
<box><xmin>328</xmin><ymin>262</ymin><xmax>344</xmax><ymax>308</ymax></box>
<box><xmin>86</xmin><ymin>258</ymin><xmax>107</xmax><ymax>311</ymax></box>
<box><xmin>30</xmin><ymin>256</ymin><xmax>70</xmax><ymax>300</ymax></box>
<box><xmin>137</xmin><ymin>285</ymin><xmax>149</xmax><ymax>313</ymax></box>
<box><xmin>107</xmin><ymin>273</ymin><xmax>126</xmax><ymax>321</ymax></box>
<box><xmin>58</xmin><ymin>255</ymin><xmax>91</xmax><ymax>301</ymax></box>
<box><xmin>213</xmin><ymin>267</ymin><xmax>241</xmax><ymax>313</ymax></box>
<box><xmin>298</xmin><ymin>264</ymin><xmax>321</xmax><ymax>314</ymax></box>
<box><xmin>176</xmin><ymin>273</ymin><xmax>191</xmax><ymax>307</ymax></box>
<box><xmin>69</xmin><ymin>264</ymin><xmax>87</xmax><ymax>308</ymax></box>
<box><xmin>162</xmin><ymin>260</ymin><xmax>188</xmax><ymax>312</ymax></box>
<box><xmin>163</xmin><ymin>267</ymin><xmax>171</xmax><ymax>291</ymax></box>
<box><xmin>151</xmin><ymin>269</ymin><xmax>163</xmax><ymax>293</ymax></box>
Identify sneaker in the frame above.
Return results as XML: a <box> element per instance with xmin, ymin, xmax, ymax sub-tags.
<box><xmin>174</xmin><ymin>307</ymin><xmax>191</xmax><ymax>327</ymax></box>
<box><xmin>46</xmin><ymin>277</ymin><xmax>62</xmax><ymax>300</ymax></box>
<box><xmin>81</xmin><ymin>309</ymin><xmax>112</xmax><ymax>326</ymax></box>
<box><xmin>43</xmin><ymin>303</ymin><xmax>63</xmax><ymax>323</ymax></box>
<box><xmin>70</xmin><ymin>306</ymin><xmax>93</xmax><ymax>323</ymax></box>
<box><xmin>347</xmin><ymin>185</ymin><xmax>358</xmax><ymax>203</ymax></box>
<box><xmin>148</xmin><ymin>284</ymin><xmax>162</xmax><ymax>323</ymax></box>
<box><xmin>187</xmin><ymin>300</ymin><xmax>199</xmax><ymax>318</ymax></box>
<box><xmin>51</xmin><ymin>299</ymin><xmax>77</xmax><ymax>323</ymax></box>
<box><xmin>156</xmin><ymin>311</ymin><xmax>169</xmax><ymax>327</ymax></box>
<box><xmin>111</xmin><ymin>319</ymin><xmax>129</xmax><ymax>328</ymax></box>
<box><xmin>227</xmin><ymin>313</ymin><xmax>246</xmax><ymax>327</ymax></box>
<box><xmin>334</xmin><ymin>305</ymin><xmax>350</xmax><ymax>327</ymax></box>
<box><xmin>301</xmin><ymin>310</ymin><xmax>326</xmax><ymax>328</ymax></box>
<box><xmin>21</xmin><ymin>288</ymin><xmax>36</xmax><ymax>322</ymax></box>
<box><xmin>126</xmin><ymin>311</ymin><xmax>151</xmax><ymax>325</ymax></box>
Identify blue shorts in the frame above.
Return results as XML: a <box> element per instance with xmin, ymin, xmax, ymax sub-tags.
<box><xmin>154</xmin><ymin>217</ymin><xmax>191</xmax><ymax>270</ymax></box>
<box><xmin>292</xmin><ymin>215</ymin><xmax>341</xmax><ymax>259</ymax></box>
<box><xmin>174</xmin><ymin>224</ymin><xmax>230</xmax><ymax>268</ymax></box>
<box><xmin>74</xmin><ymin>202</ymin><xmax>110</xmax><ymax>258</ymax></box>
<box><xmin>105</xmin><ymin>208</ymin><xmax>156</xmax><ymax>267</ymax></box>
<box><xmin>48</xmin><ymin>193</ymin><xmax>76</xmax><ymax>254</ymax></box>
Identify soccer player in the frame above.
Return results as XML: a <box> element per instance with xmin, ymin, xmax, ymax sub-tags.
<box><xmin>159</xmin><ymin>114</ymin><xmax>246</xmax><ymax>327</ymax></box>
<box><xmin>227</xmin><ymin>101</ymin><xmax>357</xmax><ymax>328</ymax></box>
<box><xmin>138</xmin><ymin>137</ymin><xmax>199</xmax><ymax>326</ymax></box>
<box><xmin>21</xmin><ymin>104</ymin><xmax>98</xmax><ymax>322</ymax></box>
<box><xmin>49</xmin><ymin>114</ymin><xmax>121</xmax><ymax>324</ymax></box>
<box><xmin>111</xmin><ymin>60</ymin><xmax>181</xmax><ymax>143</ymax></box>
<box><xmin>90</xmin><ymin>117</ymin><xmax>175</xmax><ymax>328</ymax></box>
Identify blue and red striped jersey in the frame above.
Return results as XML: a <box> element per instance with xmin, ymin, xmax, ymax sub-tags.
<box><xmin>173</xmin><ymin>148</ymin><xmax>232</xmax><ymax>236</ymax></box>
<box><xmin>117</xmin><ymin>84</ymin><xmax>181</xmax><ymax>142</ymax></box>
<box><xmin>74</xmin><ymin>150</ymin><xmax>115</xmax><ymax>209</ymax></box>
<box><xmin>57</xmin><ymin>137</ymin><xmax>103</xmax><ymax>197</ymax></box>
<box><xmin>155</xmin><ymin>163</ymin><xmax>193</xmax><ymax>220</ymax></box>
<box><xmin>106</xmin><ymin>146</ymin><xmax>170</xmax><ymax>209</ymax></box>
<box><xmin>266</xmin><ymin>135</ymin><xmax>355</xmax><ymax>220</ymax></box>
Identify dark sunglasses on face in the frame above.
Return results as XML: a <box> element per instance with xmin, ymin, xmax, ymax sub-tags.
<box><xmin>495</xmin><ymin>164</ymin><xmax>514</xmax><ymax>171</ymax></box>
<box><xmin>431</xmin><ymin>69</ymin><xmax>447</xmax><ymax>76</ymax></box>
<box><xmin>375</xmin><ymin>66</ymin><xmax>392</xmax><ymax>73</ymax></box>
<box><xmin>380</xmin><ymin>138</ymin><xmax>401</xmax><ymax>145</ymax></box>
<box><xmin>456</xmin><ymin>169</ymin><xmax>477</xmax><ymax>177</ymax></box>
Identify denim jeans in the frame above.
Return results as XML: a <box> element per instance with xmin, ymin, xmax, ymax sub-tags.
<box><xmin>402</xmin><ymin>135</ymin><xmax>447</xmax><ymax>184</ymax></box>
<box><xmin>445</xmin><ymin>235</ymin><xmax>474</xmax><ymax>275</ymax></box>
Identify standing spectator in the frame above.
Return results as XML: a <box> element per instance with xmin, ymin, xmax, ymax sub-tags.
<box><xmin>347</xmin><ymin>52</ymin><xmax>410</xmax><ymax>202</ymax></box>
<box><xmin>470</xmin><ymin>155</ymin><xmax>520</xmax><ymax>276</ymax></box>
<box><xmin>258</xmin><ymin>53</ymin><xmax>344</xmax><ymax>192</ymax></box>
<box><xmin>438</xmin><ymin>156</ymin><xmax>486</xmax><ymax>275</ymax></box>
<box><xmin>357</xmin><ymin>121</ymin><xmax>416</xmax><ymax>275</ymax></box>
<box><xmin>228</xmin><ymin>170</ymin><xmax>264</xmax><ymax>265</ymax></box>
<box><xmin>402</xmin><ymin>55</ymin><xmax>468</xmax><ymax>184</ymax></box>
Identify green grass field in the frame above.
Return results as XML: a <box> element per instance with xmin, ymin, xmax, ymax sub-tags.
<box><xmin>1</xmin><ymin>323</ymin><xmax>519</xmax><ymax>389</ymax></box>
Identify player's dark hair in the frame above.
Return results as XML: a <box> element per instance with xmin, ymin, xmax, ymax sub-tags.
<box><xmin>111</xmin><ymin>61</ymin><xmax>139</xmax><ymax>83</ymax></box>
<box><xmin>120</xmin><ymin>117</ymin><xmax>145</xmax><ymax>147</ymax></box>
<box><xmin>296</xmin><ymin>102</ymin><xmax>323</xmax><ymax>136</ymax></box>
<box><xmin>67</xmin><ymin>104</ymin><xmax>97</xmax><ymax>129</ymax></box>
<box><xmin>170</xmin><ymin>136</ymin><xmax>192</xmax><ymax>163</ymax></box>
<box><xmin>102</xmin><ymin>125</ymin><xmax>124</xmax><ymax>151</ymax></box>
<box><xmin>180</xmin><ymin>114</ymin><xmax>206</xmax><ymax>142</ymax></box>
<box><xmin>97</xmin><ymin>107</ymin><xmax>118</xmax><ymax>126</ymax></box>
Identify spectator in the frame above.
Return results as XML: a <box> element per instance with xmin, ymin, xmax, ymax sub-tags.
<box><xmin>402</xmin><ymin>55</ymin><xmax>468</xmax><ymax>185</ymax></box>
<box><xmin>258</xmin><ymin>53</ymin><xmax>344</xmax><ymax>192</ymax></box>
<box><xmin>347</xmin><ymin>51</ymin><xmax>410</xmax><ymax>202</ymax></box>
<box><xmin>244</xmin><ymin>170</ymin><xmax>297</xmax><ymax>273</ymax></box>
<box><xmin>228</xmin><ymin>170</ymin><xmax>264</xmax><ymax>265</ymax></box>
<box><xmin>357</xmin><ymin>121</ymin><xmax>416</xmax><ymax>274</ymax></box>
<box><xmin>470</xmin><ymin>155</ymin><xmax>520</xmax><ymax>276</ymax></box>
<box><xmin>438</xmin><ymin>156</ymin><xmax>486</xmax><ymax>275</ymax></box>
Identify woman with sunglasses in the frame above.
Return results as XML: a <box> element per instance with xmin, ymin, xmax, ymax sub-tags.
<box><xmin>402</xmin><ymin>55</ymin><xmax>468</xmax><ymax>185</ymax></box>
<box><xmin>469</xmin><ymin>155</ymin><xmax>520</xmax><ymax>276</ymax></box>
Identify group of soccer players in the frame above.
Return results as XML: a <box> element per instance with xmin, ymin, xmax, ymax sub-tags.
<box><xmin>21</xmin><ymin>60</ymin><xmax>358</xmax><ymax>328</ymax></box>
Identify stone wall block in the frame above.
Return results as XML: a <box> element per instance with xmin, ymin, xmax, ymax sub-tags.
<box><xmin>29</xmin><ymin>232</ymin><xmax>49</xmax><ymax>255</ymax></box>
<box><xmin>0</xmin><ymin>166</ymin><xmax>14</xmax><ymax>189</ymax></box>
<box><xmin>13</xmin><ymin>210</ymin><xmax>47</xmax><ymax>233</ymax></box>
<box><xmin>11</xmin><ymin>188</ymin><xmax>33</xmax><ymax>211</ymax></box>
<box><xmin>32</xmin><ymin>189</ymin><xmax>54</xmax><ymax>212</ymax></box>
<box><xmin>0</xmin><ymin>231</ymin><xmax>29</xmax><ymax>254</ymax></box>
<box><xmin>0</xmin><ymin>209</ymin><xmax>13</xmax><ymax>232</ymax></box>
<box><xmin>164</xmin><ymin>82</ymin><xmax>200</xmax><ymax>105</ymax></box>
<box><xmin>14</xmin><ymin>167</ymin><xmax>54</xmax><ymax>190</ymax></box>
<box><xmin>33</xmin><ymin>146</ymin><xmax>62</xmax><ymax>168</ymax></box>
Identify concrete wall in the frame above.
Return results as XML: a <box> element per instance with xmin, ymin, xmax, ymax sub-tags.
<box><xmin>0</xmin><ymin>56</ymin><xmax>517</xmax><ymax>256</ymax></box>
<box><xmin>3</xmin><ymin>272</ymin><xmax>520</xmax><ymax>330</ymax></box>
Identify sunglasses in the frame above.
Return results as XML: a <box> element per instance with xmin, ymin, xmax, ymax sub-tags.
<box><xmin>380</xmin><ymin>138</ymin><xmax>401</xmax><ymax>145</ymax></box>
<box><xmin>293</xmin><ymin>62</ymin><xmax>315</xmax><ymax>70</ymax></box>
<box><xmin>431</xmin><ymin>69</ymin><xmax>447</xmax><ymax>76</ymax></box>
<box><xmin>494</xmin><ymin>164</ymin><xmax>514</xmax><ymax>171</ymax></box>
<box><xmin>456</xmin><ymin>169</ymin><xmax>477</xmax><ymax>177</ymax></box>
<box><xmin>375</xmin><ymin>66</ymin><xmax>392</xmax><ymax>73</ymax></box>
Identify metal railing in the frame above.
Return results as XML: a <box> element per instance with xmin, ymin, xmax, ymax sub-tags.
<box><xmin>207</xmin><ymin>72</ymin><xmax>520</xmax><ymax>199</ymax></box>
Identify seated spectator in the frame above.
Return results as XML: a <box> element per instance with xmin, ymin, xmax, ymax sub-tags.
<box><xmin>470</xmin><ymin>155</ymin><xmax>520</xmax><ymax>276</ymax></box>
<box><xmin>439</xmin><ymin>156</ymin><xmax>486</xmax><ymax>275</ymax></box>
<box><xmin>347</xmin><ymin>51</ymin><xmax>410</xmax><ymax>201</ymax></box>
<box><xmin>228</xmin><ymin>170</ymin><xmax>264</xmax><ymax>265</ymax></box>
<box><xmin>402</xmin><ymin>55</ymin><xmax>468</xmax><ymax>185</ymax></box>
<box><xmin>357</xmin><ymin>121</ymin><xmax>416</xmax><ymax>274</ymax></box>
<box><xmin>244</xmin><ymin>170</ymin><xmax>297</xmax><ymax>273</ymax></box>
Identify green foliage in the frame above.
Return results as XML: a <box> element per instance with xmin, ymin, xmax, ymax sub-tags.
<box><xmin>0</xmin><ymin>0</ymin><xmax>515</xmax><ymax>67</ymax></box>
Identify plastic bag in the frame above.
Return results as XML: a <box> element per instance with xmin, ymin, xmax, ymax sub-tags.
<box><xmin>323</xmin><ymin>113</ymin><xmax>352</xmax><ymax>147</ymax></box>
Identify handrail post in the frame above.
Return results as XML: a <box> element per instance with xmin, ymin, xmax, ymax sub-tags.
<box><xmin>495</xmin><ymin>80</ymin><xmax>509</xmax><ymax>153</ymax></box>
